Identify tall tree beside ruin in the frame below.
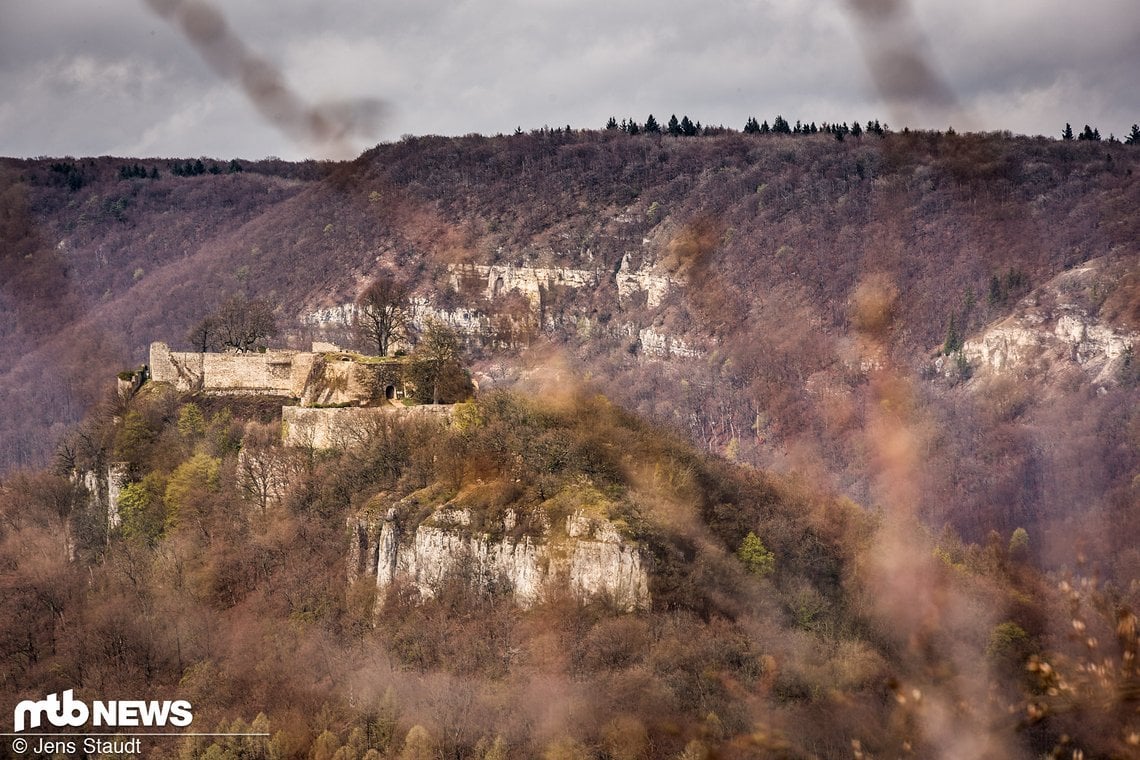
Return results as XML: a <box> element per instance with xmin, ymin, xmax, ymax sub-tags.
<box><xmin>186</xmin><ymin>316</ymin><xmax>216</xmax><ymax>352</ymax></box>
<box><xmin>355</xmin><ymin>274</ymin><xmax>411</xmax><ymax>356</ymax></box>
<box><xmin>189</xmin><ymin>295</ymin><xmax>277</xmax><ymax>352</ymax></box>
<box><xmin>217</xmin><ymin>295</ymin><xmax>277</xmax><ymax>352</ymax></box>
<box><xmin>410</xmin><ymin>320</ymin><xmax>467</xmax><ymax>404</ymax></box>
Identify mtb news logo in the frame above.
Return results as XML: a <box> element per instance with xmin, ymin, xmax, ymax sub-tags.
<box><xmin>13</xmin><ymin>690</ymin><xmax>193</xmax><ymax>732</ymax></box>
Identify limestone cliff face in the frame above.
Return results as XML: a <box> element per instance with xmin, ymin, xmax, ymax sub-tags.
<box><xmin>956</xmin><ymin>261</ymin><xmax>1136</xmax><ymax>388</ymax></box>
<box><xmin>301</xmin><ymin>260</ymin><xmax>694</xmax><ymax>362</ymax></box>
<box><xmin>349</xmin><ymin>503</ymin><xmax>650</xmax><ymax>612</ymax></box>
<box><xmin>449</xmin><ymin>263</ymin><xmax>601</xmax><ymax>306</ymax></box>
<box><xmin>637</xmin><ymin>326</ymin><xmax>701</xmax><ymax>360</ymax></box>
<box><xmin>74</xmin><ymin>462</ymin><xmax>129</xmax><ymax>549</ymax></box>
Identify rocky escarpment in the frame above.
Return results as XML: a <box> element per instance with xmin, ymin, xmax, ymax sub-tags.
<box><xmin>349</xmin><ymin>496</ymin><xmax>650</xmax><ymax>612</ymax></box>
<box><xmin>301</xmin><ymin>257</ymin><xmax>696</xmax><ymax>359</ymax></box>
<box><xmin>949</xmin><ymin>260</ymin><xmax>1137</xmax><ymax>389</ymax></box>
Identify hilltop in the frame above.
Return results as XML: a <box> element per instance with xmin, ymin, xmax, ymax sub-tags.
<box><xmin>7</xmin><ymin>375</ymin><xmax>1133</xmax><ymax>758</ymax></box>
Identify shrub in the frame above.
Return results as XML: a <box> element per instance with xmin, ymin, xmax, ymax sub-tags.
<box><xmin>737</xmin><ymin>531</ymin><xmax>775</xmax><ymax>576</ymax></box>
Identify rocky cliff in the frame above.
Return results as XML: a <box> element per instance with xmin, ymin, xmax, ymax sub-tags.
<box><xmin>956</xmin><ymin>259</ymin><xmax>1136</xmax><ymax>389</ymax></box>
<box><xmin>349</xmin><ymin>497</ymin><xmax>650</xmax><ymax>612</ymax></box>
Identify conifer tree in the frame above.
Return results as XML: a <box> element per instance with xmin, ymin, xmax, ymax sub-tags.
<box><xmin>644</xmin><ymin>114</ymin><xmax>660</xmax><ymax>133</ymax></box>
<box><xmin>680</xmin><ymin>115</ymin><xmax>697</xmax><ymax>136</ymax></box>
<box><xmin>1127</xmin><ymin>124</ymin><xmax>1140</xmax><ymax>145</ymax></box>
<box><xmin>605</xmin><ymin>116</ymin><xmax>618</xmax><ymax>130</ymax></box>
<box><xmin>737</xmin><ymin>532</ymin><xmax>775</xmax><ymax>576</ymax></box>
<box><xmin>1062</xmin><ymin>123</ymin><xmax>1074</xmax><ymax>141</ymax></box>
<box><xmin>943</xmin><ymin>314</ymin><xmax>962</xmax><ymax>355</ymax></box>
<box><xmin>667</xmin><ymin>114</ymin><xmax>682</xmax><ymax>135</ymax></box>
<box><xmin>743</xmin><ymin>117</ymin><xmax>760</xmax><ymax>134</ymax></box>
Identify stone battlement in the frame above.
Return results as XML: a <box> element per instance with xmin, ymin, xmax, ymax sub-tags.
<box><xmin>148</xmin><ymin>342</ymin><xmax>411</xmax><ymax>406</ymax></box>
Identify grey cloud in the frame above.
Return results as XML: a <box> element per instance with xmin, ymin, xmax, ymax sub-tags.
<box><xmin>1</xmin><ymin>0</ymin><xmax>1137</xmax><ymax>159</ymax></box>
<box><xmin>141</xmin><ymin>0</ymin><xmax>385</xmax><ymax>158</ymax></box>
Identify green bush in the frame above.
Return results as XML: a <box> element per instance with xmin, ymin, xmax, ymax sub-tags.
<box><xmin>737</xmin><ymin>531</ymin><xmax>775</xmax><ymax>576</ymax></box>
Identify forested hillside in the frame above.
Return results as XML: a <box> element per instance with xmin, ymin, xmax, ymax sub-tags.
<box><xmin>2</xmin><ymin>128</ymin><xmax>1136</xmax><ymax>573</ymax></box>
<box><xmin>4</xmin><ymin>382</ymin><xmax>1137</xmax><ymax>758</ymax></box>
<box><xmin>2</xmin><ymin>126</ymin><xmax>1139</xmax><ymax>757</ymax></box>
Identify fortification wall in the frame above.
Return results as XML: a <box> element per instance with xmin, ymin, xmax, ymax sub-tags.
<box><xmin>149</xmin><ymin>342</ymin><xmax>414</xmax><ymax>404</ymax></box>
<box><xmin>299</xmin><ymin>357</ymin><xmax>408</xmax><ymax>407</ymax></box>
<box><xmin>149</xmin><ymin>342</ymin><xmax>313</xmax><ymax>396</ymax></box>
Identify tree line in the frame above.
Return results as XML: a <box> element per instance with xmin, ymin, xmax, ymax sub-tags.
<box><xmin>1062</xmin><ymin>122</ymin><xmax>1140</xmax><ymax>144</ymax></box>
<box><xmin>169</xmin><ymin>158</ymin><xmax>244</xmax><ymax>177</ymax></box>
<box><xmin>601</xmin><ymin>113</ymin><xmax>889</xmax><ymax>140</ymax></box>
<box><xmin>599</xmin><ymin>114</ymin><xmax>1140</xmax><ymax>144</ymax></box>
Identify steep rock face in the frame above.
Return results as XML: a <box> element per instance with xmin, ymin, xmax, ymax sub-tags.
<box><xmin>302</xmin><ymin>259</ymin><xmax>684</xmax><ymax>356</ymax></box>
<box><xmin>282</xmin><ymin>404</ymin><xmax>452</xmax><ymax>449</ymax></box>
<box><xmin>74</xmin><ymin>462</ymin><xmax>129</xmax><ymax>548</ymax></box>
<box><xmin>638</xmin><ymin>326</ymin><xmax>701</xmax><ymax>360</ymax></box>
<box><xmin>449</xmin><ymin>263</ymin><xmax>600</xmax><ymax>306</ymax></box>
<box><xmin>616</xmin><ymin>253</ymin><xmax>672</xmax><ymax>308</ymax></box>
<box><xmin>959</xmin><ymin>261</ymin><xmax>1137</xmax><ymax>387</ymax></box>
<box><xmin>350</xmin><ymin>504</ymin><xmax>650</xmax><ymax>611</ymax></box>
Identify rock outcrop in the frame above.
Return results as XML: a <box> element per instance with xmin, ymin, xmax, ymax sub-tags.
<box><xmin>74</xmin><ymin>461</ymin><xmax>129</xmax><ymax>550</ymax></box>
<box><xmin>282</xmin><ymin>404</ymin><xmax>453</xmax><ymax>449</ymax></box>
<box><xmin>956</xmin><ymin>261</ymin><xmax>1137</xmax><ymax>387</ymax></box>
<box><xmin>349</xmin><ymin>500</ymin><xmax>650</xmax><ymax>612</ymax></box>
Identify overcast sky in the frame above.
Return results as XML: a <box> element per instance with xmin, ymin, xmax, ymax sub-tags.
<box><xmin>1</xmin><ymin>0</ymin><xmax>1137</xmax><ymax>160</ymax></box>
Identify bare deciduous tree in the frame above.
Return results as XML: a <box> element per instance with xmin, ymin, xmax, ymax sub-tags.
<box><xmin>355</xmin><ymin>274</ymin><xmax>411</xmax><ymax>356</ymax></box>
<box><xmin>410</xmin><ymin>320</ymin><xmax>467</xmax><ymax>404</ymax></box>
<box><xmin>187</xmin><ymin>295</ymin><xmax>277</xmax><ymax>353</ymax></box>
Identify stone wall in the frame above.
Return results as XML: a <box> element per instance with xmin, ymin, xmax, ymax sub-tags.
<box><xmin>299</xmin><ymin>356</ymin><xmax>409</xmax><ymax>407</ymax></box>
<box><xmin>149</xmin><ymin>342</ymin><xmax>414</xmax><ymax>405</ymax></box>
<box><xmin>149</xmin><ymin>342</ymin><xmax>313</xmax><ymax>397</ymax></box>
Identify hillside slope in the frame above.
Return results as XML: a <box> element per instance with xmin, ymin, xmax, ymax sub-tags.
<box><xmin>1</xmin><ymin>130</ymin><xmax>1137</xmax><ymax>568</ymax></box>
<box><xmin>6</xmin><ymin>385</ymin><xmax>1131</xmax><ymax>758</ymax></box>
